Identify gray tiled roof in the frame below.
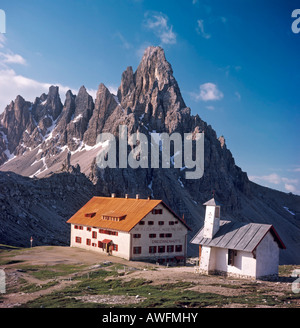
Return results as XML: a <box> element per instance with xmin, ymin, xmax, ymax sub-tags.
<box><xmin>190</xmin><ymin>220</ymin><xmax>285</xmax><ymax>252</ymax></box>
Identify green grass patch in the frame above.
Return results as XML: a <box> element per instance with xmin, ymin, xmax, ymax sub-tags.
<box><xmin>20</xmin><ymin>272</ymin><xmax>230</xmax><ymax>308</ymax></box>
<box><xmin>17</xmin><ymin>263</ymin><xmax>88</xmax><ymax>280</ymax></box>
<box><xmin>19</xmin><ymin>280</ymin><xmax>59</xmax><ymax>293</ymax></box>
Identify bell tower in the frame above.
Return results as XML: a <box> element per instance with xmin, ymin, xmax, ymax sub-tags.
<box><xmin>203</xmin><ymin>198</ymin><xmax>221</xmax><ymax>238</ymax></box>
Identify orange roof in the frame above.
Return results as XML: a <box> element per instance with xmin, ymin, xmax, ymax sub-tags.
<box><xmin>67</xmin><ymin>196</ymin><xmax>190</xmax><ymax>232</ymax></box>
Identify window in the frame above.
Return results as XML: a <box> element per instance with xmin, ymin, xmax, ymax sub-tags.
<box><xmin>98</xmin><ymin>241</ymin><xmax>103</xmax><ymax>248</ymax></box>
<box><xmin>92</xmin><ymin>243</ymin><xmax>97</xmax><ymax>247</ymax></box>
<box><xmin>133</xmin><ymin>247</ymin><xmax>142</xmax><ymax>254</ymax></box>
<box><xmin>169</xmin><ymin>221</ymin><xmax>175</xmax><ymax>225</ymax></box>
<box><xmin>87</xmin><ymin>227</ymin><xmax>91</xmax><ymax>231</ymax></box>
<box><xmin>101</xmin><ymin>214</ymin><xmax>126</xmax><ymax>221</ymax></box>
<box><xmin>158</xmin><ymin>246</ymin><xmax>165</xmax><ymax>253</ymax></box>
<box><xmin>152</xmin><ymin>209</ymin><xmax>163</xmax><ymax>215</ymax></box>
<box><xmin>75</xmin><ymin>237</ymin><xmax>81</xmax><ymax>244</ymax></box>
<box><xmin>112</xmin><ymin>244</ymin><xmax>118</xmax><ymax>251</ymax></box>
<box><xmin>149</xmin><ymin>246</ymin><xmax>157</xmax><ymax>254</ymax></box>
<box><xmin>149</xmin><ymin>234</ymin><xmax>156</xmax><ymax>238</ymax></box>
<box><xmin>215</xmin><ymin>206</ymin><xmax>220</xmax><ymax>218</ymax></box>
<box><xmin>167</xmin><ymin>245</ymin><xmax>174</xmax><ymax>253</ymax></box>
<box><xmin>74</xmin><ymin>225</ymin><xmax>78</xmax><ymax>229</ymax></box>
<box><xmin>79</xmin><ymin>226</ymin><xmax>83</xmax><ymax>230</ymax></box>
<box><xmin>228</xmin><ymin>249</ymin><xmax>236</xmax><ymax>266</ymax></box>
<box><xmin>139</xmin><ymin>221</ymin><xmax>145</xmax><ymax>225</ymax></box>
<box><xmin>133</xmin><ymin>234</ymin><xmax>141</xmax><ymax>238</ymax></box>
<box><xmin>85</xmin><ymin>212</ymin><xmax>96</xmax><ymax>218</ymax></box>
<box><xmin>86</xmin><ymin>239</ymin><xmax>91</xmax><ymax>246</ymax></box>
<box><xmin>92</xmin><ymin>231</ymin><xmax>97</xmax><ymax>239</ymax></box>
<box><xmin>158</xmin><ymin>221</ymin><xmax>164</xmax><ymax>226</ymax></box>
<box><xmin>99</xmin><ymin>229</ymin><xmax>118</xmax><ymax>236</ymax></box>
<box><xmin>159</xmin><ymin>233</ymin><xmax>172</xmax><ymax>238</ymax></box>
<box><xmin>175</xmin><ymin>245</ymin><xmax>182</xmax><ymax>252</ymax></box>
<box><xmin>148</xmin><ymin>221</ymin><xmax>154</xmax><ymax>226</ymax></box>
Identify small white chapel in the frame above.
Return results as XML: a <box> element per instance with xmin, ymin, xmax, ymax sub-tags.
<box><xmin>190</xmin><ymin>197</ymin><xmax>286</xmax><ymax>279</ymax></box>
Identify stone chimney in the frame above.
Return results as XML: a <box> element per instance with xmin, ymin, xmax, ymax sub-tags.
<box><xmin>125</xmin><ymin>194</ymin><xmax>128</xmax><ymax>199</ymax></box>
<box><xmin>111</xmin><ymin>193</ymin><xmax>116</xmax><ymax>198</ymax></box>
<box><xmin>203</xmin><ymin>198</ymin><xmax>221</xmax><ymax>239</ymax></box>
<box><xmin>136</xmin><ymin>194</ymin><xmax>140</xmax><ymax>200</ymax></box>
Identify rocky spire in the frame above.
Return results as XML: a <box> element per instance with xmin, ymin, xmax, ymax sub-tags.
<box><xmin>83</xmin><ymin>83</ymin><xmax>118</xmax><ymax>146</ymax></box>
<box><xmin>46</xmin><ymin>86</ymin><xmax>63</xmax><ymax>120</ymax></box>
<box><xmin>118</xmin><ymin>46</ymin><xmax>186</xmax><ymax>121</ymax></box>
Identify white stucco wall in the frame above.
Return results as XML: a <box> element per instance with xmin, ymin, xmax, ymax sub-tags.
<box><xmin>255</xmin><ymin>231</ymin><xmax>279</xmax><ymax>278</ymax></box>
<box><xmin>203</xmin><ymin>247</ymin><xmax>257</xmax><ymax>277</ymax></box>
<box><xmin>129</xmin><ymin>203</ymin><xmax>188</xmax><ymax>262</ymax></box>
<box><xmin>199</xmin><ymin>246</ymin><xmax>212</xmax><ymax>272</ymax></box>
<box><xmin>70</xmin><ymin>203</ymin><xmax>188</xmax><ymax>262</ymax></box>
<box><xmin>203</xmin><ymin>206</ymin><xmax>220</xmax><ymax>238</ymax></box>
<box><xmin>70</xmin><ymin>224</ymin><xmax>131</xmax><ymax>259</ymax></box>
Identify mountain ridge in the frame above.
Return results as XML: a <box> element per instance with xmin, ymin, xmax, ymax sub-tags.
<box><xmin>0</xmin><ymin>46</ymin><xmax>299</xmax><ymax>264</ymax></box>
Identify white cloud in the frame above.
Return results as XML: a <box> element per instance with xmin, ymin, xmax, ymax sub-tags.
<box><xmin>196</xmin><ymin>20</ymin><xmax>211</xmax><ymax>39</ymax></box>
<box><xmin>0</xmin><ymin>52</ymin><xmax>26</xmax><ymax>65</ymax></box>
<box><xmin>284</xmin><ymin>184</ymin><xmax>297</xmax><ymax>193</ymax></box>
<box><xmin>191</xmin><ymin>83</ymin><xmax>224</xmax><ymax>102</ymax></box>
<box><xmin>144</xmin><ymin>12</ymin><xmax>176</xmax><ymax>45</ymax></box>
<box><xmin>0</xmin><ymin>68</ymin><xmax>76</xmax><ymax>113</ymax></box>
<box><xmin>282</xmin><ymin>177</ymin><xmax>298</xmax><ymax>184</ymax></box>
<box><xmin>249</xmin><ymin>173</ymin><xmax>282</xmax><ymax>185</ymax></box>
<box><xmin>289</xmin><ymin>167</ymin><xmax>300</xmax><ymax>172</ymax></box>
<box><xmin>249</xmin><ymin>173</ymin><xmax>299</xmax><ymax>194</ymax></box>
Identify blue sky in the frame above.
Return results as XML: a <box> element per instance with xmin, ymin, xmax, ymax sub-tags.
<box><xmin>0</xmin><ymin>0</ymin><xmax>299</xmax><ymax>194</ymax></box>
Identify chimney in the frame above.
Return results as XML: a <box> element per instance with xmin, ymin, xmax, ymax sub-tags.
<box><xmin>202</xmin><ymin>197</ymin><xmax>221</xmax><ymax>239</ymax></box>
<box><xmin>111</xmin><ymin>193</ymin><xmax>116</xmax><ymax>198</ymax></box>
<box><xmin>125</xmin><ymin>194</ymin><xmax>128</xmax><ymax>199</ymax></box>
<box><xmin>147</xmin><ymin>196</ymin><xmax>151</xmax><ymax>200</ymax></box>
<box><xmin>136</xmin><ymin>194</ymin><xmax>140</xmax><ymax>200</ymax></box>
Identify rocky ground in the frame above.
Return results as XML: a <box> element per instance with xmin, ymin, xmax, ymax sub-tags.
<box><xmin>0</xmin><ymin>246</ymin><xmax>299</xmax><ymax>308</ymax></box>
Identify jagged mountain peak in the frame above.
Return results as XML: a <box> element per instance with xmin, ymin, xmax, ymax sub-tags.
<box><xmin>117</xmin><ymin>46</ymin><xmax>186</xmax><ymax>124</ymax></box>
<box><xmin>139</xmin><ymin>46</ymin><xmax>172</xmax><ymax>74</ymax></box>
